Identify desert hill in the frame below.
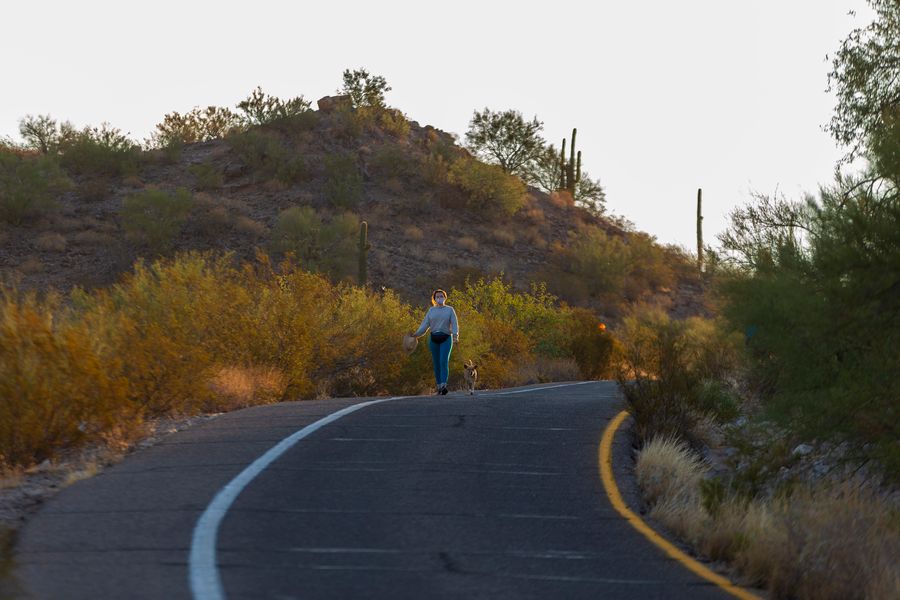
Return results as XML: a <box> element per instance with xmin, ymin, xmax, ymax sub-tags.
<box><xmin>0</xmin><ymin>96</ymin><xmax>705</xmax><ymax>320</ymax></box>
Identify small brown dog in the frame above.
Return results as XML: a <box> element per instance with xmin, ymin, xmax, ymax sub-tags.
<box><xmin>463</xmin><ymin>360</ymin><xmax>478</xmax><ymax>395</ymax></box>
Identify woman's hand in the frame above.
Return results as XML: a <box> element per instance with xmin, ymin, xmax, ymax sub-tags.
<box><xmin>453</xmin><ymin>335</ymin><xmax>459</xmax><ymax>344</ymax></box>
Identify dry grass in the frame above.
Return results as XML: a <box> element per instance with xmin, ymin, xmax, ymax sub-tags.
<box><xmin>522</xmin><ymin>206</ymin><xmax>546</xmax><ymax>225</ymax></box>
<box><xmin>195</xmin><ymin>206</ymin><xmax>232</xmax><ymax>238</ymax></box>
<box><xmin>72</xmin><ymin>230</ymin><xmax>115</xmax><ymax>246</ymax></box>
<box><xmin>522</xmin><ymin>227</ymin><xmax>548</xmax><ymax>249</ymax></box>
<box><xmin>262</xmin><ymin>178</ymin><xmax>289</xmax><ymax>193</ymax></box>
<box><xmin>62</xmin><ymin>460</ymin><xmax>100</xmax><ymax>487</ymax></box>
<box><xmin>18</xmin><ymin>256</ymin><xmax>44</xmax><ymax>274</ymax></box>
<box><xmin>549</xmin><ymin>190</ymin><xmax>574</xmax><ymax>208</ymax></box>
<box><xmin>516</xmin><ymin>357</ymin><xmax>581</xmax><ymax>384</ymax></box>
<box><xmin>207</xmin><ymin>365</ymin><xmax>288</xmax><ymax>411</ymax></box>
<box><xmin>457</xmin><ymin>236</ymin><xmax>479</xmax><ymax>252</ymax></box>
<box><xmin>121</xmin><ymin>175</ymin><xmax>144</xmax><ymax>188</ymax></box>
<box><xmin>635</xmin><ymin>438</ymin><xmax>900</xmax><ymax>600</ymax></box>
<box><xmin>234</xmin><ymin>216</ymin><xmax>267</xmax><ymax>238</ymax></box>
<box><xmin>34</xmin><ymin>232</ymin><xmax>66</xmax><ymax>253</ymax></box>
<box><xmin>384</xmin><ymin>177</ymin><xmax>405</xmax><ymax>195</ymax></box>
<box><xmin>636</xmin><ymin>435</ymin><xmax>708</xmax><ymax>510</ymax></box>
<box><xmin>404</xmin><ymin>225</ymin><xmax>424</xmax><ymax>241</ymax></box>
<box><xmin>490</xmin><ymin>228</ymin><xmax>516</xmax><ymax>247</ymax></box>
<box><xmin>0</xmin><ymin>470</ymin><xmax>23</xmax><ymax>490</ymax></box>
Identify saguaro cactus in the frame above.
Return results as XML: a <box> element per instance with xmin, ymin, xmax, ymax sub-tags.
<box><xmin>697</xmin><ymin>188</ymin><xmax>704</xmax><ymax>273</ymax></box>
<box><xmin>358</xmin><ymin>220</ymin><xmax>370</xmax><ymax>285</ymax></box>
<box><xmin>559</xmin><ymin>128</ymin><xmax>581</xmax><ymax>195</ymax></box>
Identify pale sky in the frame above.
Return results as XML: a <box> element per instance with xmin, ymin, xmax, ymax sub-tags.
<box><xmin>1</xmin><ymin>0</ymin><xmax>873</xmax><ymax>249</ymax></box>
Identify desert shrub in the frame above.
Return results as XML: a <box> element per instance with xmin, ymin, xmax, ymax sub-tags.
<box><xmin>456</xmin><ymin>236</ymin><xmax>479</xmax><ymax>252</ymax></box>
<box><xmin>324</xmin><ymin>153</ymin><xmax>363</xmax><ymax>209</ymax></box>
<box><xmin>234</xmin><ymin>215</ymin><xmax>267</xmax><ymax>238</ymax></box>
<box><xmin>34</xmin><ymin>232</ymin><xmax>67</xmax><ymax>252</ymax></box>
<box><xmin>227</xmin><ymin>129</ymin><xmax>307</xmax><ymax>184</ymax></box>
<box><xmin>546</xmin><ymin>226</ymin><xmax>678</xmax><ymax>307</ymax></box>
<box><xmin>490</xmin><ymin>228</ymin><xmax>516</xmax><ymax>247</ymax></box>
<box><xmin>447</xmin><ymin>157</ymin><xmax>526</xmax><ymax>215</ymax></box>
<box><xmin>59</xmin><ymin>123</ymin><xmax>140</xmax><ymax>177</ymax></box>
<box><xmin>236</xmin><ymin>86</ymin><xmax>312</xmax><ymax>128</ymax></box>
<box><xmin>567</xmin><ymin>308</ymin><xmax>618</xmax><ymax>379</ymax></box>
<box><xmin>191</xmin><ymin>194</ymin><xmax>232</xmax><ymax>239</ymax></box>
<box><xmin>0</xmin><ymin>289</ymin><xmax>130</xmax><ymax>468</ymax></box>
<box><xmin>0</xmin><ymin>151</ymin><xmax>70</xmax><ymax>224</ymax></box>
<box><xmin>370</xmin><ymin>144</ymin><xmax>415</xmax><ymax>179</ymax></box>
<box><xmin>421</xmin><ymin>152</ymin><xmax>451</xmax><ymax>186</ymax></box>
<box><xmin>150</xmin><ymin>105</ymin><xmax>241</xmax><ymax>147</ymax></box>
<box><xmin>121</xmin><ymin>188</ymin><xmax>193</xmax><ymax>253</ymax></box>
<box><xmin>188</xmin><ymin>162</ymin><xmax>223</xmax><ymax>191</ymax></box>
<box><xmin>77</xmin><ymin>177</ymin><xmax>112</xmax><ymax>202</ymax></box>
<box><xmin>270</xmin><ymin>206</ymin><xmax>359</xmax><ymax>279</ymax></box>
<box><xmin>331</xmin><ymin>104</ymin><xmax>370</xmax><ymax>141</ymax></box>
<box><xmin>378</xmin><ymin>108</ymin><xmax>410</xmax><ymax>138</ymax></box>
<box><xmin>451</xmin><ymin>277</ymin><xmax>573</xmax><ymax>360</ymax></box>
<box><xmin>636</xmin><ymin>436</ymin><xmax>900</xmax><ymax>600</ymax></box>
<box><xmin>616</xmin><ymin>305</ymin><xmax>742</xmax><ymax>447</ymax></box>
<box><xmin>341</xmin><ymin>68</ymin><xmax>391</xmax><ymax>109</ymax></box>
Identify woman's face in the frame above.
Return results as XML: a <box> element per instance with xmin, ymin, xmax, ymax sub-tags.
<box><xmin>434</xmin><ymin>292</ymin><xmax>446</xmax><ymax>305</ymax></box>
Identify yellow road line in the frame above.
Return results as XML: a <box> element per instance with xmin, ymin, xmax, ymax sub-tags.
<box><xmin>598</xmin><ymin>410</ymin><xmax>763</xmax><ymax>600</ymax></box>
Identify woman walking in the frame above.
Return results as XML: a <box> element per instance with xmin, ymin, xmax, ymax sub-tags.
<box><xmin>409</xmin><ymin>289</ymin><xmax>459</xmax><ymax>395</ymax></box>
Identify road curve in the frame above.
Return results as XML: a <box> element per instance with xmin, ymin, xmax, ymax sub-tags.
<box><xmin>13</xmin><ymin>381</ymin><xmax>738</xmax><ymax>599</ymax></box>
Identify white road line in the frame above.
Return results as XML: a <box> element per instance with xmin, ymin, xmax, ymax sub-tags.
<box><xmin>482</xmin><ymin>381</ymin><xmax>598</xmax><ymax>395</ymax></box>
<box><xmin>188</xmin><ymin>380</ymin><xmax>600</xmax><ymax>599</ymax></box>
<box><xmin>188</xmin><ymin>396</ymin><xmax>406</xmax><ymax>600</ymax></box>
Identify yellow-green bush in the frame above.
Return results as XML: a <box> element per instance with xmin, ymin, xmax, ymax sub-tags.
<box><xmin>1</xmin><ymin>252</ymin><xmax>596</xmax><ymax>469</ymax></box>
<box><xmin>616</xmin><ymin>305</ymin><xmax>742</xmax><ymax>446</ymax></box>
<box><xmin>377</xmin><ymin>108</ymin><xmax>410</xmax><ymax>138</ymax></box>
<box><xmin>0</xmin><ymin>290</ymin><xmax>130</xmax><ymax>468</ymax></box>
<box><xmin>448</xmin><ymin>157</ymin><xmax>526</xmax><ymax>216</ymax></box>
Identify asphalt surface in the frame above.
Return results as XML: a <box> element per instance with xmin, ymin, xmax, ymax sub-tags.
<box><xmin>12</xmin><ymin>381</ymin><xmax>738</xmax><ymax>599</ymax></box>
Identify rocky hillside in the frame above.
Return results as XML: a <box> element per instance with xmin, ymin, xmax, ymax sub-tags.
<box><xmin>0</xmin><ymin>97</ymin><xmax>705</xmax><ymax>320</ymax></box>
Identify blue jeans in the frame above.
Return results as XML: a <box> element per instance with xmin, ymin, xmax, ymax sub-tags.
<box><xmin>429</xmin><ymin>335</ymin><xmax>453</xmax><ymax>386</ymax></box>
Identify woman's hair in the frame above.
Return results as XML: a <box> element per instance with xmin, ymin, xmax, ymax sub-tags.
<box><xmin>431</xmin><ymin>289</ymin><xmax>448</xmax><ymax>306</ymax></box>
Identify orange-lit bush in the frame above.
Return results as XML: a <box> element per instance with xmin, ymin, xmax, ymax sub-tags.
<box><xmin>0</xmin><ymin>290</ymin><xmax>130</xmax><ymax>468</ymax></box>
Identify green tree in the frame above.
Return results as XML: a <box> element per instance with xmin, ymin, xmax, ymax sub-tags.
<box><xmin>18</xmin><ymin>114</ymin><xmax>59</xmax><ymax>154</ymax></box>
<box><xmin>340</xmin><ymin>68</ymin><xmax>391</xmax><ymax>109</ymax></box>
<box><xmin>575</xmin><ymin>172</ymin><xmax>606</xmax><ymax>214</ymax></box>
<box><xmin>465</xmin><ymin>108</ymin><xmax>544</xmax><ymax>175</ymax></box>
<box><xmin>523</xmin><ymin>144</ymin><xmax>562</xmax><ymax>192</ymax></box>
<box><xmin>827</xmin><ymin>0</ymin><xmax>900</xmax><ymax>162</ymax></box>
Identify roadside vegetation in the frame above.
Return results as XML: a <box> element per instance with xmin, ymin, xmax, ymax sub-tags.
<box><xmin>0</xmin><ymin>252</ymin><xmax>616</xmax><ymax>472</ymax></box>
<box><xmin>618</xmin><ymin>3</ymin><xmax>900</xmax><ymax>597</ymax></box>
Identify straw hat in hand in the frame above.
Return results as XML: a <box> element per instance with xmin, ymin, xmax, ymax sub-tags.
<box><xmin>402</xmin><ymin>333</ymin><xmax>418</xmax><ymax>353</ymax></box>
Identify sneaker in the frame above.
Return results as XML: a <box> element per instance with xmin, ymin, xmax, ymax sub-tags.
<box><xmin>440</xmin><ymin>384</ymin><xmax>448</xmax><ymax>395</ymax></box>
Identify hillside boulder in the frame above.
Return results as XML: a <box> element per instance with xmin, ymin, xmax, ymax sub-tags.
<box><xmin>317</xmin><ymin>95</ymin><xmax>353</xmax><ymax>113</ymax></box>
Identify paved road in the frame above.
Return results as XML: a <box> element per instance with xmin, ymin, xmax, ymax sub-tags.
<box><xmin>13</xmin><ymin>381</ymin><xmax>736</xmax><ymax>599</ymax></box>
